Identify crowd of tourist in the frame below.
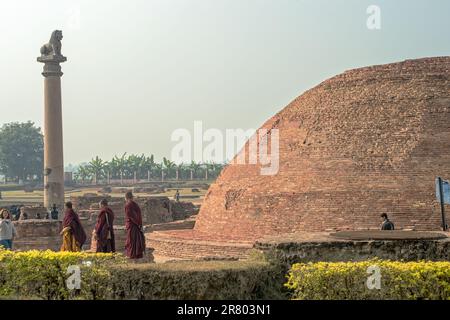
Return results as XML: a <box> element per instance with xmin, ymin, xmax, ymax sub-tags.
<box><xmin>59</xmin><ymin>191</ymin><xmax>145</xmax><ymax>259</ymax></box>
<box><xmin>0</xmin><ymin>191</ymin><xmax>146</xmax><ymax>260</ymax></box>
<box><xmin>0</xmin><ymin>191</ymin><xmax>395</xmax><ymax>260</ymax></box>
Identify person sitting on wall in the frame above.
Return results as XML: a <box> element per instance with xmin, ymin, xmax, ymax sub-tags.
<box><xmin>380</xmin><ymin>213</ymin><xmax>395</xmax><ymax>230</ymax></box>
<box><xmin>20</xmin><ymin>211</ymin><xmax>28</xmax><ymax>220</ymax></box>
<box><xmin>60</xmin><ymin>202</ymin><xmax>87</xmax><ymax>252</ymax></box>
<box><xmin>10</xmin><ymin>206</ymin><xmax>19</xmax><ymax>221</ymax></box>
<box><xmin>50</xmin><ymin>204</ymin><xmax>59</xmax><ymax>220</ymax></box>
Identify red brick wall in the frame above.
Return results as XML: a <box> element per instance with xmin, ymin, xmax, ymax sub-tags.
<box><xmin>195</xmin><ymin>57</ymin><xmax>450</xmax><ymax>241</ymax></box>
<box><xmin>13</xmin><ymin>220</ymin><xmax>61</xmax><ymax>251</ymax></box>
<box><xmin>147</xmin><ymin>231</ymin><xmax>253</xmax><ymax>259</ymax></box>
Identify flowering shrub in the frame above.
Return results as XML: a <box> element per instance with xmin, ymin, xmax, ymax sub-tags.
<box><xmin>0</xmin><ymin>249</ymin><xmax>281</xmax><ymax>299</ymax></box>
<box><xmin>285</xmin><ymin>260</ymin><xmax>450</xmax><ymax>300</ymax></box>
<box><xmin>0</xmin><ymin>248</ymin><xmax>123</xmax><ymax>299</ymax></box>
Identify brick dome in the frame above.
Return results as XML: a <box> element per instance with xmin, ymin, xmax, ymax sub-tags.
<box><xmin>194</xmin><ymin>57</ymin><xmax>450</xmax><ymax>241</ymax></box>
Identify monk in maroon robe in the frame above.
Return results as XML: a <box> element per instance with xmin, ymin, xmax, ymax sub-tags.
<box><xmin>124</xmin><ymin>191</ymin><xmax>145</xmax><ymax>259</ymax></box>
<box><xmin>94</xmin><ymin>199</ymin><xmax>116</xmax><ymax>253</ymax></box>
<box><xmin>60</xmin><ymin>202</ymin><xmax>87</xmax><ymax>251</ymax></box>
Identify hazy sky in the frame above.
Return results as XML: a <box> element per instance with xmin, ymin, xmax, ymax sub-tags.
<box><xmin>0</xmin><ymin>0</ymin><xmax>449</xmax><ymax>165</ymax></box>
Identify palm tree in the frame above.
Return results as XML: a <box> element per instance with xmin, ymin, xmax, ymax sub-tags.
<box><xmin>188</xmin><ymin>161</ymin><xmax>201</xmax><ymax>180</ymax></box>
<box><xmin>103</xmin><ymin>161</ymin><xmax>112</xmax><ymax>184</ymax></box>
<box><xmin>112</xmin><ymin>153</ymin><xmax>127</xmax><ymax>185</ymax></box>
<box><xmin>72</xmin><ymin>155</ymin><xmax>227</xmax><ymax>185</ymax></box>
<box><xmin>108</xmin><ymin>157</ymin><xmax>118</xmax><ymax>181</ymax></box>
<box><xmin>154</xmin><ymin>163</ymin><xmax>164</xmax><ymax>182</ymax></box>
<box><xmin>175</xmin><ymin>162</ymin><xmax>185</xmax><ymax>181</ymax></box>
<box><xmin>88</xmin><ymin>156</ymin><xmax>106</xmax><ymax>185</ymax></box>
<box><xmin>210</xmin><ymin>162</ymin><xmax>224</xmax><ymax>178</ymax></box>
<box><xmin>76</xmin><ymin>165</ymin><xmax>92</xmax><ymax>185</ymax></box>
<box><xmin>204</xmin><ymin>162</ymin><xmax>217</xmax><ymax>180</ymax></box>
<box><xmin>73</xmin><ymin>171</ymin><xmax>81</xmax><ymax>184</ymax></box>
<box><xmin>128</xmin><ymin>154</ymin><xmax>145</xmax><ymax>183</ymax></box>
<box><xmin>141</xmin><ymin>155</ymin><xmax>156</xmax><ymax>182</ymax></box>
<box><xmin>162</xmin><ymin>157</ymin><xmax>176</xmax><ymax>180</ymax></box>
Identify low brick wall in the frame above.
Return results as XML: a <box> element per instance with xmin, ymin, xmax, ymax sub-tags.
<box><xmin>13</xmin><ymin>219</ymin><xmax>128</xmax><ymax>253</ymax></box>
<box><xmin>151</xmin><ymin>219</ymin><xmax>196</xmax><ymax>232</ymax></box>
<box><xmin>147</xmin><ymin>230</ymin><xmax>254</xmax><ymax>260</ymax></box>
<box><xmin>148</xmin><ymin>230</ymin><xmax>450</xmax><ymax>262</ymax></box>
<box><xmin>13</xmin><ymin>220</ymin><xmax>61</xmax><ymax>251</ymax></box>
<box><xmin>13</xmin><ymin>237</ymin><xmax>61</xmax><ymax>251</ymax></box>
<box><xmin>11</xmin><ymin>217</ymin><xmax>197</xmax><ymax>253</ymax></box>
<box><xmin>70</xmin><ymin>195</ymin><xmax>198</xmax><ymax>226</ymax></box>
<box><xmin>14</xmin><ymin>220</ymin><xmax>61</xmax><ymax>237</ymax></box>
<box><xmin>255</xmin><ymin>232</ymin><xmax>450</xmax><ymax>266</ymax></box>
<box><xmin>19</xmin><ymin>206</ymin><xmax>48</xmax><ymax>220</ymax></box>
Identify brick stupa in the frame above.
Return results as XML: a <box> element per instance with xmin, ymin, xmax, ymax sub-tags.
<box><xmin>148</xmin><ymin>57</ymin><xmax>450</xmax><ymax>259</ymax></box>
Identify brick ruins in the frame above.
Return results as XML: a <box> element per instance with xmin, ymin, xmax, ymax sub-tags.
<box><xmin>149</xmin><ymin>57</ymin><xmax>450</xmax><ymax>258</ymax></box>
<box><xmin>13</xmin><ymin>194</ymin><xmax>198</xmax><ymax>252</ymax></box>
<box><xmin>74</xmin><ymin>194</ymin><xmax>198</xmax><ymax>247</ymax></box>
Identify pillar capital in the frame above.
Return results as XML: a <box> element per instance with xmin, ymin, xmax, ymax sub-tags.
<box><xmin>37</xmin><ymin>55</ymin><xmax>67</xmax><ymax>77</ymax></box>
<box><xmin>37</xmin><ymin>30</ymin><xmax>67</xmax><ymax>78</ymax></box>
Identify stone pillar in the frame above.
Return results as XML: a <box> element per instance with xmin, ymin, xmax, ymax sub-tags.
<box><xmin>37</xmin><ymin>31</ymin><xmax>67</xmax><ymax>219</ymax></box>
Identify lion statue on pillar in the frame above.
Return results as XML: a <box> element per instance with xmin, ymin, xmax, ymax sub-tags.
<box><xmin>40</xmin><ymin>30</ymin><xmax>64</xmax><ymax>57</ymax></box>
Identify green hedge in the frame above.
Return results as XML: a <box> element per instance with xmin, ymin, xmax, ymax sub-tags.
<box><xmin>0</xmin><ymin>249</ymin><xmax>283</xmax><ymax>300</ymax></box>
<box><xmin>285</xmin><ymin>260</ymin><xmax>450</xmax><ymax>300</ymax></box>
<box><xmin>0</xmin><ymin>249</ymin><xmax>123</xmax><ymax>300</ymax></box>
<box><xmin>107</xmin><ymin>260</ymin><xmax>283</xmax><ymax>300</ymax></box>
<box><xmin>0</xmin><ymin>184</ymin><xmax>23</xmax><ymax>192</ymax></box>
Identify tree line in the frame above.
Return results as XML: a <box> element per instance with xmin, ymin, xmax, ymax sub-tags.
<box><xmin>0</xmin><ymin>122</ymin><xmax>226</xmax><ymax>185</ymax></box>
<box><xmin>0</xmin><ymin>122</ymin><xmax>44</xmax><ymax>183</ymax></box>
<box><xmin>74</xmin><ymin>154</ymin><xmax>225</xmax><ymax>184</ymax></box>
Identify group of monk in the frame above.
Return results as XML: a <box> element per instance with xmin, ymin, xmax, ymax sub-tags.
<box><xmin>60</xmin><ymin>191</ymin><xmax>146</xmax><ymax>260</ymax></box>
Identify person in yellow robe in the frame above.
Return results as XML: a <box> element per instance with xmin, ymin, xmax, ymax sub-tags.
<box><xmin>60</xmin><ymin>202</ymin><xmax>86</xmax><ymax>252</ymax></box>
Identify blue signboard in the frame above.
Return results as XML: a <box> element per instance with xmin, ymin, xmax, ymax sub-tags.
<box><xmin>435</xmin><ymin>177</ymin><xmax>450</xmax><ymax>204</ymax></box>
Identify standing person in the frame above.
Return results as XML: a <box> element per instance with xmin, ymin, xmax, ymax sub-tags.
<box><xmin>0</xmin><ymin>209</ymin><xmax>16</xmax><ymax>250</ymax></box>
<box><xmin>174</xmin><ymin>189</ymin><xmax>180</xmax><ymax>202</ymax></box>
<box><xmin>94</xmin><ymin>199</ymin><xmax>115</xmax><ymax>253</ymax></box>
<box><xmin>124</xmin><ymin>191</ymin><xmax>145</xmax><ymax>259</ymax></box>
<box><xmin>60</xmin><ymin>202</ymin><xmax>87</xmax><ymax>252</ymax></box>
<box><xmin>380</xmin><ymin>213</ymin><xmax>395</xmax><ymax>230</ymax></box>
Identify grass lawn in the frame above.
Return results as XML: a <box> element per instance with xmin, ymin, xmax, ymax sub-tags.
<box><xmin>0</xmin><ymin>186</ymin><xmax>206</xmax><ymax>206</ymax></box>
<box><xmin>118</xmin><ymin>259</ymin><xmax>267</xmax><ymax>272</ymax></box>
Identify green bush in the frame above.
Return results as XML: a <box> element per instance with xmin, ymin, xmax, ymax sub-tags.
<box><xmin>106</xmin><ymin>260</ymin><xmax>283</xmax><ymax>300</ymax></box>
<box><xmin>0</xmin><ymin>248</ymin><xmax>283</xmax><ymax>300</ymax></box>
<box><xmin>285</xmin><ymin>260</ymin><xmax>450</xmax><ymax>300</ymax></box>
<box><xmin>0</xmin><ymin>184</ymin><xmax>23</xmax><ymax>192</ymax></box>
<box><xmin>0</xmin><ymin>249</ymin><xmax>123</xmax><ymax>300</ymax></box>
